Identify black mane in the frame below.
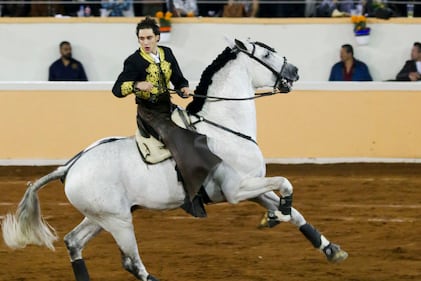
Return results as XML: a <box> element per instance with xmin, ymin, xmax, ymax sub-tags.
<box><xmin>186</xmin><ymin>47</ymin><xmax>238</xmax><ymax>114</ymax></box>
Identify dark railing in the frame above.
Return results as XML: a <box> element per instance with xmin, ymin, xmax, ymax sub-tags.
<box><xmin>0</xmin><ymin>1</ymin><xmax>419</xmax><ymax>17</ymax></box>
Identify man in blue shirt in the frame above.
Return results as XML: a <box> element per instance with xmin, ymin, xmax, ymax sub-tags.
<box><xmin>329</xmin><ymin>44</ymin><xmax>372</xmax><ymax>81</ymax></box>
<box><xmin>48</xmin><ymin>41</ymin><xmax>88</xmax><ymax>81</ymax></box>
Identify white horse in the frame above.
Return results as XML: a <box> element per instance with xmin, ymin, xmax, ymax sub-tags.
<box><xmin>2</xmin><ymin>38</ymin><xmax>347</xmax><ymax>281</ymax></box>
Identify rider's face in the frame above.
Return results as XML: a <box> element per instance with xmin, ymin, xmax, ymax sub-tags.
<box><xmin>138</xmin><ymin>28</ymin><xmax>159</xmax><ymax>54</ymax></box>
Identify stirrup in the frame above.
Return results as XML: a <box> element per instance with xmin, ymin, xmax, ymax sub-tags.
<box><xmin>180</xmin><ymin>195</ymin><xmax>207</xmax><ymax>218</ymax></box>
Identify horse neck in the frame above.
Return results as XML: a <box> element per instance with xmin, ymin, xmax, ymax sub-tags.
<box><xmin>199</xmin><ymin>61</ymin><xmax>257</xmax><ymax>137</ymax></box>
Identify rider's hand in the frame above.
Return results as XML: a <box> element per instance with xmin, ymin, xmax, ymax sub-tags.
<box><xmin>135</xmin><ymin>81</ymin><xmax>153</xmax><ymax>92</ymax></box>
<box><xmin>179</xmin><ymin>87</ymin><xmax>191</xmax><ymax>98</ymax></box>
<box><xmin>409</xmin><ymin>72</ymin><xmax>421</xmax><ymax>81</ymax></box>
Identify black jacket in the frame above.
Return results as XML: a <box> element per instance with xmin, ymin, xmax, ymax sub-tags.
<box><xmin>396</xmin><ymin>60</ymin><xmax>420</xmax><ymax>81</ymax></box>
<box><xmin>112</xmin><ymin>46</ymin><xmax>189</xmax><ymax>104</ymax></box>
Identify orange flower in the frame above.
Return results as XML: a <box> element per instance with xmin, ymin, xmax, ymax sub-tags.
<box><xmin>351</xmin><ymin>15</ymin><xmax>368</xmax><ymax>32</ymax></box>
<box><xmin>155</xmin><ymin>11</ymin><xmax>164</xmax><ymax>19</ymax></box>
<box><xmin>164</xmin><ymin>11</ymin><xmax>172</xmax><ymax>20</ymax></box>
<box><xmin>351</xmin><ymin>15</ymin><xmax>359</xmax><ymax>23</ymax></box>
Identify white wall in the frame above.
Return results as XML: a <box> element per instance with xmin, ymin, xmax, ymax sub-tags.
<box><xmin>0</xmin><ymin>18</ymin><xmax>420</xmax><ymax>82</ymax></box>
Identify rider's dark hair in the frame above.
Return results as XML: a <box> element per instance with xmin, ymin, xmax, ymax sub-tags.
<box><xmin>341</xmin><ymin>44</ymin><xmax>354</xmax><ymax>56</ymax></box>
<box><xmin>136</xmin><ymin>16</ymin><xmax>160</xmax><ymax>36</ymax></box>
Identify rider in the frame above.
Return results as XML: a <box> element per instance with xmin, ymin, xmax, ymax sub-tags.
<box><xmin>112</xmin><ymin>16</ymin><xmax>221</xmax><ymax>217</ymax></box>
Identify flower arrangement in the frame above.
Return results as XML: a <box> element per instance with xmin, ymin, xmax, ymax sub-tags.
<box><xmin>351</xmin><ymin>15</ymin><xmax>370</xmax><ymax>36</ymax></box>
<box><xmin>155</xmin><ymin>11</ymin><xmax>173</xmax><ymax>33</ymax></box>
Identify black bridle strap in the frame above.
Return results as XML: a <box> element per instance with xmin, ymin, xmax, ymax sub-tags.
<box><xmin>169</xmin><ymin>89</ymin><xmax>280</xmax><ymax>101</ymax></box>
<box><xmin>234</xmin><ymin>43</ymin><xmax>288</xmax><ymax>91</ymax></box>
<box><xmin>191</xmin><ymin>113</ymin><xmax>257</xmax><ymax>145</ymax></box>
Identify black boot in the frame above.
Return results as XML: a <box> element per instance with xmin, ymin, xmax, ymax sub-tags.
<box><xmin>180</xmin><ymin>194</ymin><xmax>207</xmax><ymax>218</ymax></box>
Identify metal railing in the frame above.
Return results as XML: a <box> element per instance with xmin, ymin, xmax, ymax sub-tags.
<box><xmin>0</xmin><ymin>0</ymin><xmax>419</xmax><ymax>17</ymax></box>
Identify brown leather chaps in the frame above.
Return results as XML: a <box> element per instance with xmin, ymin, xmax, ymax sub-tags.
<box><xmin>137</xmin><ymin>104</ymin><xmax>222</xmax><ymax>200</ymax></box>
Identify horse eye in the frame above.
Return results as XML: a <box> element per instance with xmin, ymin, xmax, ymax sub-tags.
<box><xmin>263</xmin><ymin>52</ymin><xmax>270</xmax><ymax>58</ymax></box>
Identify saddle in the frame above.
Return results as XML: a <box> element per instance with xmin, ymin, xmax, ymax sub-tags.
<box><xmin>135</xmin><ymin>106</ymin><xmax>195</xmax><ymax>164</ymax></box>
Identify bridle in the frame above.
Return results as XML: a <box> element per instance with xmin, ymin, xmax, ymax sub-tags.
<box><xmin>169</xmin><ymin>41</ymin><xmax>295</xmax><ymax>144</ymax></box>
<box><xmin>234</xmin><ymin>41</ymin><xmax>290</xmax><ymax>94</ymax></box>
<box><xmin>174</xmin><ymin>41</ymin><xmax>292</xmax><ymax>102</ymax></box>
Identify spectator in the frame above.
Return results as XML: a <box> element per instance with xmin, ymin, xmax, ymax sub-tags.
<box><xmin>101</xmin><ymin>0</ymin><xmax>133</xmax><ymax>17</ymax></box>
<box><xmin>198</xmin><ymin>0</ymin><xmax>225</xmax><ymax>17</ymax></box>
<box><xmin>222</xmin><ymin>0</ymin><xmax>259</xmax><ymax>17</ymax></box>
<box><xmin>396</xmin><ymin>42</ymin><xmax>421</xmax><ymax>81</ymax></box>
<box><xmin>315</xmin><ymin>0</ymin><xmax>354</xmax><ymax>17</ymax></box>
<box><xmin>167</xmin><ymin>0</ymin><xmax>198</xmax><ymax>17</ymax></box>
<box><xmin>329</xmin><ymin>44</ymin><xmax>373</xmax><ymax>81</ymax></box>
<box><xmin>49</xmin><ymin>41</ymin><xmax>88</xmax><ymax>81</ymax></box>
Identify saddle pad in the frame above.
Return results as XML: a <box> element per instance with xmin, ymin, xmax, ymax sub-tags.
<box><xmin>135</xmin><ymin>107</ymin><xmax>193</xmax><ymax>164</ymax></box>
<box><xmin>135</xmin><ymin>130</ymin><xmax>171</xmax><ymax>164</ymax></box>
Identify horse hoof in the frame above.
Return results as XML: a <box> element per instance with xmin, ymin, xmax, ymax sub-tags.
<box><xmin>147</xmin><ymin>274</ymin><xmax>160</xmax><ymax>281</ymax></box>
<box><xmin>323</xmin><ymin>243</ymin><xmax>349</xmax><ymax>263</ymax></box>
<box><xmin>258</xmin><ymin>210</ymin><xmax>290</xmax><ymax>228</ymax></box>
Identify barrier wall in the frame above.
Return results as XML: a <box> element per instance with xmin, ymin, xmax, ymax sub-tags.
<box><xmin>1</xmin><ymin>82</ymin><xmax>420</xmax><ymax>163</ymax></box>
<box><xmin>1</xmin><ymin>17</ymin><xmax>421</xmax><ymax>82</ymax></box>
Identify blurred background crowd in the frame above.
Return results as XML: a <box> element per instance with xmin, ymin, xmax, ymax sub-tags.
<box><xmin>0</xmin><ymin>0</ymin><xmax>419</xmax><ymax>18</ymax></box>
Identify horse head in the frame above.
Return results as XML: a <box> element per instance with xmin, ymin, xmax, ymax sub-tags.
<box><xmin>230</xmin><ymin>38</ymin><xmax>299</xmax><ymax>93</ymax></box>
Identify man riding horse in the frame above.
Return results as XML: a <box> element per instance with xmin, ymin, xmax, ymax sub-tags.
<box><xmin>112</xmin><ymin>17</ymin><xmax>221</xmax><ymax>217</ymax></box>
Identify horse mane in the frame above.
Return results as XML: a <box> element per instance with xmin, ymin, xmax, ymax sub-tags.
<box><xmin>186</xmin><ymin>47</ymin><xmax>238</xmax><ymax>114</ymax></box>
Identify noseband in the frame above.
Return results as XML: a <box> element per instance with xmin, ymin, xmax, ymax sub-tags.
<box><xmin>233</xmin><ymin>42</ymin><xmax>289</xmax><ymax>92</ymax></box>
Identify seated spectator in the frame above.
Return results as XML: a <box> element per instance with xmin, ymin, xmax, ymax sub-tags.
<box><xmin>396</xmin><ymin>42</ymin><xmax>421</xmax><ymax>81</ymax></box>
<box><xmin>49</xmin><ymin>41</ymin><xmax>88</xmax><ymax>81</ymax></box>
<box><xmin>329</xmin><ymin>44</ymin><xmax>373</xmax><ymax>81</ymax></box>
<box><xmin>198</xmin><ymin>0</ymin><xmax>225</xmax><ymax>17</ymax></box>
<box><xmin>315</xmin><ymin>0</ymin><xmax>354</xmax><ymax>17</ymax></box>
<box><xmin>222</xmin><ymin>0</ymin><xmax>258</xmax><ymax>17</ymax></box>
<box><xmin>101</xmin><ymin>0</ymin><xmax>133</xmax><ymax>17</ymax></box>
<box><xmin>168</xmin><ymin>0</ymin><xmax>198</xmax><ymax>17</ymax></box>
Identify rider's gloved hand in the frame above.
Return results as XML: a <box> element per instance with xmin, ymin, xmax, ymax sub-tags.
<box><xmin>178</xmin><ymin>87</ymin><xmax>191</xmax><ymax>98</ymax></box>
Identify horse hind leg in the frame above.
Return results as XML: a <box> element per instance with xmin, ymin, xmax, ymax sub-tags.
<box><xmin>253</xmin><ymin>192</ymin><xmax>348</xmax><ymax>263</ymax></box>
<box><xmin>64</xmin><ymin>217</ymin><xmax>103</xmax><ymax>281</ymax></box>
<box><xmin>100</xmin><ymin>214</ymin><xmax>158</xmax><ymax>281</ymax></box>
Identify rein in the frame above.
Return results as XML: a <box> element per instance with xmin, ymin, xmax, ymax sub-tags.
<box><xmin>169</xmin><ymin>89</ymin><xmax>282</xmax><ymax>101</ymax></box>
<box><xmin>190</xmin><ymin>113</ymin><xmax>258</xmax><ymax>145</ymax></box>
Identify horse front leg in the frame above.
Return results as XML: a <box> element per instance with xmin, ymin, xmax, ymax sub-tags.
<box><xmin>251</xmin><ymin>192</ymin><xmax>348</xmax><ymax>263</ymax></box>
<box><xmin>214</xmin><ymin>163</ymin><xmax>293</xmax><ymax>221</ymax></box>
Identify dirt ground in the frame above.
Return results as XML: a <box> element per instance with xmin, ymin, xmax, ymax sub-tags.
<box><xmin>0</xmin><ymin>163</ymin><xmax>420</xmax><ymax>281</ymax></box>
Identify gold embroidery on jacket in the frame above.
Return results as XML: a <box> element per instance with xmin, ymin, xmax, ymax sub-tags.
<box><xmin>121</xmin><ymin>81</ymin><xmax>134</xmax><ymax>96</ymax></box>
<box><xmin>138</xmin><ymin>47</ymin><xmax>172</xmax><ymax>100</ymax></box>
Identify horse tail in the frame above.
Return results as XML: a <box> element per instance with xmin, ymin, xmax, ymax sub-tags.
<box><xmin>1</xmin><ymin>165</ymin><xmax>68</xmax><ymax>251</ymax></box>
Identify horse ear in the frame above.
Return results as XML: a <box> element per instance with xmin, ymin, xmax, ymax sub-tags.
<box><xmin>234</xmin><ymin>39</ymin><xmax>248</xmax><ymax>52</ymax></box>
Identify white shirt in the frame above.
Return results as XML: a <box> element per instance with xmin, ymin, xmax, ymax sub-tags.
<box><xmin>416</xmin><ymin>61</ymin><xmax>421</xmax><ymax>74</ymax></box>
<box><xmin>150</xmin><ymin>52</ymin><xmax>160</xmax><ymax>64</ymax></box>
